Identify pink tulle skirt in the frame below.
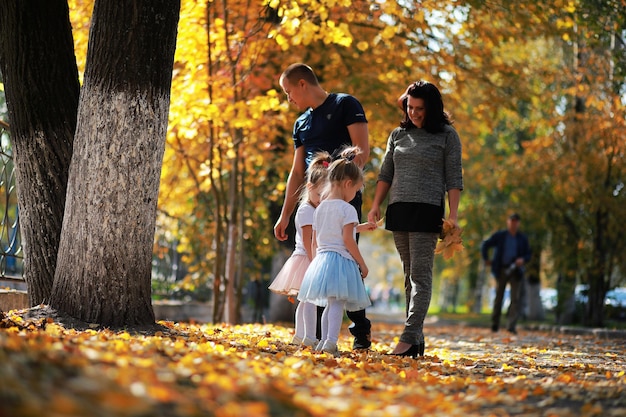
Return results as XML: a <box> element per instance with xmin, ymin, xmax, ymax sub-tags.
<box><xmin>268</xmin><ymin>254</ymin><xmax>310</xmax><ymax>296</ymax></box>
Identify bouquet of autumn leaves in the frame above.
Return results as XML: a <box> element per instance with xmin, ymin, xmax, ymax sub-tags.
<box><xmin>435</xmin><ymin>219</ymin><xmax>464</xmax><ymax>260</ymax></box>
<box><xmin>376</xmin><ymin>217</ymin><xmax>463</xmax><ymax>260</ymax></box>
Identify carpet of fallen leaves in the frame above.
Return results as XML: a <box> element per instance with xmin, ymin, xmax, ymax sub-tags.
<box><xmin>1</xmin><ymin>307</ymin><xmax>625</xmax><ymax>417</ymax></box>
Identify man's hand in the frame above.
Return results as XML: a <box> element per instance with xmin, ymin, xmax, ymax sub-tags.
<box><xmin>274</xmin><ymin>216</ymin><xmax>289</xmax><ymax>241</ymax></box>
<box><xmin>274</xmin><ymin>147</ymin><xmax>306</xmax><ymax>241</ymax></box>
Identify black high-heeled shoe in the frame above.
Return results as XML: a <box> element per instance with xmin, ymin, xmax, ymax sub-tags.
<box><xmin>389</xmin><ymin>341</ymin><xmax>425</xmax><ymax>358</ymax></box>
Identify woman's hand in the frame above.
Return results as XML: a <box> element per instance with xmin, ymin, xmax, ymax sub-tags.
<box><xmin>367</xmin><ymin>206</ymin><xmax>380</xmax><ymax>224</ymax></box>
<box><xmin>446</xmin><ymin>216</ymin><xmax>460</xmax><ymax>229</ymax></box>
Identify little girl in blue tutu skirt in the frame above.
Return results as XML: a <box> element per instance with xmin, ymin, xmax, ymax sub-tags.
<box><xmin>297</xmin><ymin>146</ymin><xmax>376</xmax><ymax>355</ymax></box>
<box><xmin>269</xmin><ymin>152</ymin><xmax>332</xmax><ymax>345</ymax></box>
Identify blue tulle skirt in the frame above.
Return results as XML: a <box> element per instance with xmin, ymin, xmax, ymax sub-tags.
<box><xmin>297</xmin><ymin>251</ymin><xmax>371</xmax><ymax>312</ymax></box>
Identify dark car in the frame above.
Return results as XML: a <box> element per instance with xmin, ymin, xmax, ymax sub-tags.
<box><xmin>605</xmin><ymin>288</ymin><xmax>626</xmax><ymax>320</ymax></box>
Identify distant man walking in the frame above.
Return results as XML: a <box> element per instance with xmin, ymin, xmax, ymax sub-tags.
<box><xmin>481</xmin><ymin>213</ymin><xmax>532</xmax><ymax>334</ymax></box>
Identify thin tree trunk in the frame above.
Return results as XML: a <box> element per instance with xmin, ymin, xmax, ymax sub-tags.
<box><xmin>236</xmin><ymin>155</ymin><xmax>246</xmax><ymax>324</ymax></box>
<box><xmin>526</xmin><ymin>244</ymin><xmax>544</xmax><ymax>320</ymax></box>
<box><xmin>555</xmin><ymin>215</ymin><xmax>580</xmax><ymax>325</ymax></box>
<box><xmin>206</xmin><ymin>3</ymin><xmax>226</xmax><ymax>324</ymax></box>
<box><xmin>471</xmin><ymin>258</ymin><xmax>485</xmax><ymax>314</ymax></box>
<box><xmin>526</xmin><ymin>282</ymin><xmax>545</xmax><ymax>321</ymax></box>
<box><xmin>0</xmin><ymin>0</ymin><xmax>79</xmax><ymax>306</ymax></box>
<box><xmin>587</xmin><ymin>208</ymin><xmax>609</xmax><ymax>327</ymax></box>
<box><xmin>224</xmin><ymin>144</ymin><xmax>239</xmax><ymax>324</ymax></box>
<box><xmin>50</xmin><ymin>0</ymin><xmax>180</xmax><ymax>326</ymax></box>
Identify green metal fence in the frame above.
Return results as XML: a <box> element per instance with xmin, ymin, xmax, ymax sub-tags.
<box><xmin>0</xmin><ymin>120</ymin><xmax>23</xmax><ymax>284</ymax></box>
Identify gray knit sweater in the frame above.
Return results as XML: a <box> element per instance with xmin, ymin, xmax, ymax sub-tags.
<box><xmin>378</xmin><ymin>125</ymin><xmax>463</xmax><ymax>206</ymax></box>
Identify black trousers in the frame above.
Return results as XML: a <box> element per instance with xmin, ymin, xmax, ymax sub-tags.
<box><xmin>492</xmin><ymin>267</ymin><xmax>523</xmax><ymax>331</ymax></box>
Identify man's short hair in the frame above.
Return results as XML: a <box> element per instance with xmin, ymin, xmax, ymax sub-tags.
<box><xmin>281</xmin><ymin>63</ymin><xmax>319</xmax><ymax>86</ymax></box>
<box><xmin>509</xmin><ymin>213</ymin><xmax>521</xmax><ymax>221</ymax></box>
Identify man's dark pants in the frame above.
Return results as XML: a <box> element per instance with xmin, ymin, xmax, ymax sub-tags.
<box><xmin>492</xmin><ymin>266</ymin><xmax>523</xmax><ymax>333</ymax></box>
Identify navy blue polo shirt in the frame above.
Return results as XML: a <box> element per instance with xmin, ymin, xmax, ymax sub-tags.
<box><xmin>292</xmin><ymin>93</ymin><xmax>367</xmax><ymax>168</ymax></box>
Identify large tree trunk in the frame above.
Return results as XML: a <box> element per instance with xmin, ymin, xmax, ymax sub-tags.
<box><xmin>50</xmin><ymin>0</ymin><xmax>180</xmax><ymax>327</ymax></box>
<box><xmin>0</xmin><ymin>1</ymin><xmax>79</xmax><ymax>306</ymax></box>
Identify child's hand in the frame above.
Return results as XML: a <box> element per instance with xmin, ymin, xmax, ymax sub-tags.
<box><xmin>356</xmin><ymin>222</ymin><xmax>377</xmax><ymax>232</ymax></box>
<box><xmin>359</xmin><ymin>265</ymin><xmax>369</xmax><ymax>279</ymax></box>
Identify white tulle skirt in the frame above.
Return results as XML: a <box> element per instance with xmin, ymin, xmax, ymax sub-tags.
<box><xmin>268</xmin><ymin>254</ymin><xmax>310</xmax><ymax>296</ymax></box>
<box><xmin>297</xmin><ymin>251</ymin><xmax>371</xmax><ymax>312</ymax></box>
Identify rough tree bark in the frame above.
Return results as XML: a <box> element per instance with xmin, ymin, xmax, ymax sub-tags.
<box><xmin>0</xmin><ymin>0</ymin><xmax>79</xmax><ymax>306</ymax></box>
<box><xmin>50</xmin><ymin>0</ymin><xmax>180</xmax><ymax>327</ymax></box>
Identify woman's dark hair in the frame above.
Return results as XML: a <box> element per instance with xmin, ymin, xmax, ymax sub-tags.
<box><xmin>400</xmin><ymin>81</ymin><xmax>452</xmax><ymax>133</ymax></box>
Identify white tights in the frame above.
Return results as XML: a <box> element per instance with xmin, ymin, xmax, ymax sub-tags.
<box><xmin>321</xmin><ymin>297</ymin><xmax>345</xmax><ymax>344</ymax></box>
<box><xmin>294</xmin><ymin>300</ymin><xmax>305</xmax><ymax>339</ymax></box>
<box><xmin>301</xmin><ymin>301</ymin><xmax>318</xmax><ymax>341</ymax></box>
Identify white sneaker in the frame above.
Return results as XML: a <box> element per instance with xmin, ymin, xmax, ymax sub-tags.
<box><xmin>301</xmin><ymin>336</ymin><xmax>318</xmax><ymax>347</ymax></box>
<box><xmin>320</xmin><ymin>341</ymin><xmax>339</xmax><ymax>356</ymax></box>
<box><xmin>290</xmin><ymin>335</ymin><xmax>303</xmax><ymax>345</ymax></box>
<box><xmin>314</xmin><ymin>340</ymin><xmax>324</xmax><ymax>351</ymax></box>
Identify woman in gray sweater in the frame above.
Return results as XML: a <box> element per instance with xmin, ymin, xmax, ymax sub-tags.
<box><xmin>368</xmin><ymin>81</ymin><xmax>463</xmax><ymax>357</ymax></box>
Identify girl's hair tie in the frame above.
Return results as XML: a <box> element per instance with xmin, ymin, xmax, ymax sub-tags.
<box><xmin>322</xmin><ymin>161</ymin><xmax>329</xmax><ymax>168</ymax></box>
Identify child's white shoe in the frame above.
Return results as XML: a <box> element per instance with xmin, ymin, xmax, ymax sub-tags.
<box><xmin>301</xmin><ymin>336</ymin><xmax>319</xmax><ymax>348</ymax></box>
<box><xmin>290</xmin><ymin>335</ymin><xmax>303</xmax><ymax>345</ymax></box>
<box><xmin>320</xmin><ymin>340</ymin><xmax>339</xmax><ymax>356</ymax></box>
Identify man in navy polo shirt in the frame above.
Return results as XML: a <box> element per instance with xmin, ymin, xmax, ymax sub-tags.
<box><xmin>274</xmin><ymin>63</ymin><xmax>371</xmax><ymax>349</ymax></box>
